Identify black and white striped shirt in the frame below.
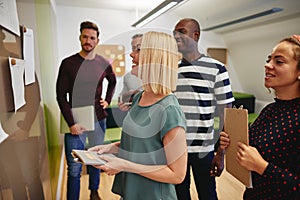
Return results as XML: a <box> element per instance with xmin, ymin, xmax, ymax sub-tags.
<box><xmin>174</xmin><ymin>55</ymin><xmax>234</xmax><ymax>153</ymax></box>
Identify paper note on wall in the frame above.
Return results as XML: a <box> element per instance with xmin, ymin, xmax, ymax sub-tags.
<box><xmin>0</xmin><ymin>0</ymin><xmax>20</xmax><ymax>36</ymax></box>
<box><xmin>23</xmin><ymin>27</ymin><xmax>35</xmax><ymax>85</ymax></box>
<box><xmin>9</xmin><ymin>57</ymin><xmax>26</xmax><ymax>111</ymax></box>
<box><xmin>0</xmin><ymin>123</ymin><xmax>9</xmax><ymax>144</ymax></box>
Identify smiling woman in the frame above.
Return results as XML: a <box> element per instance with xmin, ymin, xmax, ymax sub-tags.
<box><xmin>220</xmin><ymin>35</ymin><xmax>300</xmax><ymax>200</ymax></box>
<box><xmin>264</xmin><ymin>35</ymin><xmax>300</xmax><ymax>97</ymax></box>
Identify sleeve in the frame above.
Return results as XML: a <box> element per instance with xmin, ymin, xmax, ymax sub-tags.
<box><xmin>119</xmin><ymin>73</ymin><xmax>129</xmax><ymax>96</ymax></box>
<box><xmin>56</xmin><ymin>60</ymin><xmax>75</xmax><ymax>127</ymax></box>
<box><xmin>160</xmin><ymin>104</ymin><xmax>186</xmax><ymax>139</ymax></box>
<box><xmin>214</xmin><ymin>63</ymin><xmax>234</xmax><ymax>105</ymax></box>
<box><xmin>263</xmin><ymin>162</ymin><xmax>299</xmax><ymax>196</ymax></box>
<box><xmin>104</xmin><ymin>64</ymin><xmax>117</xmax><ymax>105</ymax></box>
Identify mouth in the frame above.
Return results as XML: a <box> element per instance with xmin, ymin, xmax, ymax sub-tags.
<box><xmin>176</xmin><ymin>40</ymin><xmax>183</xmax><ymax>45</ymax></box>
<box><xmin>132</xmin><ymin>64</ymin><xmax>138</xmax><ymax>68</ymax></box>
<box><xmin>265</xmin><ymin>72</ymin><xmax>275</xmax><ymax>79</ymax></box>
<box><xmin>84</xmin><ymin>44</ymin><xmax>92</xmax><ymax>48</ymax></box>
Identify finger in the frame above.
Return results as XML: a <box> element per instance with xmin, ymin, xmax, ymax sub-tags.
<box><xmin>237</xmin><ymin>146</ymin><xmax>245</xmax><ymax>156</ymax></box>
<box><xmin>237</xmin><ymin>142</ymin><xmax>247</xmax><ymax>150</ymax></box>
<box><xmin>220</xmin><ymin>131</ymin><xmax>229</xmax><ymax>138</ymax></box>
<box><xmin>99</xmin><ymin>155</ymin><xmax>110</xmax><ymax>162</ymax></box>
<box><xmin>210</xmin><ymin>165</ymin><xmax>217</xmax><ymax>175</ymax></box>
<box><xmin>107</xmin><ymin>171</ymin><xmax>115</xmax><ymax>176</ymax></box>
<box><xmin>221</xmin><ymin>136</ymin><xmax>230</xmax><ymax>142</ymax></box>
<box><xmin>96</xmin><ymin>149</ymin><xmax>105</xmax><ymax>154</ymax></box>
<box><xmin>94</xmin><ymin>165</ymin><xmax>106</xmax><ymax>171</ymax></box>
<box><xmin>88</xmin><ymin>146</ymin><xmax>99</xmax><ymax>151</ymax></box>
<box><xmin>220</xmin><ymin>139</ymin><xmax>229</xmax><ymax>146</ymax></box>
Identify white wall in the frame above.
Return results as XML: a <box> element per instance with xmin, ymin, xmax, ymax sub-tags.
<box><xmin>56</xmin><ymin>6</ymin><xmax>139</xmax><ymax>98</ymax></box>
<box><xmin>223</xmin><ymin>15</ymin><xmax>300</xmax><ymax>112</ymax></box>
<box><xmin>55</xmin><ymin>6</ymin><xmax>233</xmax><ymax>99</ymax></box>
<box><xmin>56</xmin><ymin>5</ymin><xmax>300</xmax><ymax>113</ymax></box>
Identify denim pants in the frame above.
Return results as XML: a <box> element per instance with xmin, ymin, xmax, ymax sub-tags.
<box><xmin>175</xmin><ymin>151</ymin><xmax>217</xmax><ymax>200</ymax></box>
<box><xmin>65</xmin><ymin>119</ymin><xmax>106</xmax><ymax>200</ymax></box>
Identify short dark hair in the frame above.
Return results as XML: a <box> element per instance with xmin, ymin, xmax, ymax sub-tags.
<box><xmin>80</xmin><ymin>21</ymin><xmax>100</xmax><ymax>37</ymax></box>
<box><xmin>132</xmin><ymin>33</ymin><xmax>143</xmax><ymax>39</ymax></box>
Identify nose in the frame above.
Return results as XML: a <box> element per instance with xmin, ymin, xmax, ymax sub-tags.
<box><xmin>173</xmin><ymin>31</ymin><xmax>180</xmax><ymax>39</ymax></box>
<box><xmin>265</xmin><ymin>61</ymin><xmax>274</xmax><ymax>69</ymax></box>
<box><xmin>175</xmin><ymin>35</ymin><xmax>180</xmax><ymax>40</ymax></box>
<box><xmin>130</xmin><ymin>52</ymin><xmax>134</xmax><ymax>58</ymax></box>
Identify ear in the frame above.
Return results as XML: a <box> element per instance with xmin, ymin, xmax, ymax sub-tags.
<box><xmin>194</xmin><ymin>31</ymin><xmax>200</xmax><ymax>42</ymax></box>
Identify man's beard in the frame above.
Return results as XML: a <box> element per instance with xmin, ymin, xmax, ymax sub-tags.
<box><xmin>82</xmin><ymin>44</ymin><xmax>95</xmax><ymax>53</ymax></box>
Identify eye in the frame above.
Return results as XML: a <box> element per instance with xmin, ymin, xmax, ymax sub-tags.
<box><xmin>276</xmin><ymin>60</ymin><xmax>284</xmax><ymax>64</ymax></box>
<box><xmin>173</xmin><ymin>29</ymin><xmax>186</xmax><ymax>36</ymax></box>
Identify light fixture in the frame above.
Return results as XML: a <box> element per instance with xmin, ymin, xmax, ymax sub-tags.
<box><xmin>203</xmin><ymin>7</ymin><xmax>283</xmax><ymax>31</ymax></box>
<box><xmin>131</xmin><ymin>0</ymin><xmax>184</xmax><ymax>28</ymax></box>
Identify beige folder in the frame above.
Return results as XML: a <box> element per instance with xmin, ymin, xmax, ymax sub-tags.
<box><xmin>60</xmin><ymin>106</ymin><xmax>95</xmax><ymax>133</ymax></box>
<box><xmin>224</xmin><ymin>107</ymin><xmax>252</xmax><ymax>188</ymax></box>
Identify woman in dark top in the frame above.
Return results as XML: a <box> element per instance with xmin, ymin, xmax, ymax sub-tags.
<box><xmin>220</xmin><ymin>35</ymin><xmax>300</xmax><ymax>199</ymax></box>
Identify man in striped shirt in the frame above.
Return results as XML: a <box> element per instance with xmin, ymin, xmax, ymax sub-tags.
<box><xmin>173</xmin><ymin>18</ymin><xmax>234</xmax><ymax>200</ymax></box>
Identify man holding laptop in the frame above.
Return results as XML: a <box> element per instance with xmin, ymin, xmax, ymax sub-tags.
<box><xmin>56</xmin><ymin>21</ymin><xmax>116</xmax><ymax>200</ymax></box>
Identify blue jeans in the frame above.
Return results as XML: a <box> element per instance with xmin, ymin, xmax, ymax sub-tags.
<box><xmin>175</xmin><ymin>151</ymin><xmax>217</xmax><ymax>200</ymax></box>
<box><xmin>65</xmin><ymin>119</ymin><xmax>106</xmax><ymax>200</ymax></box>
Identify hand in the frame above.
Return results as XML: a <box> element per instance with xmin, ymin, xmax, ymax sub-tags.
<box><xmin>89</xmin><ymin>143</ymin><xmax>119</xmax><ymax>154</ymax></box>
<box><xmin>70</xmin><ymin>124</ymin><xmax>86</xmax><ymax>135</ymax></box>
<box><xmin>93</xmin><ymin>155</ymin><xmax>124</xmax><ymax>176</ymax></box>
<box><xmin>100</xmin><ymin>99</ymin><xmax>108</xmax><ymax>109</ymax></box>
<box><xmin>8</xmin><ymin>129</ymin><xmax>29</xmax><ymax>141</ymax></box>
<box><xmin>210</xmin><ymin>148</ymin><xmax>225</xmax><ymax>177</ymax></box>
<box><xmin>236</xmin><ymin>142</ymin><xmax>268</xmax><ymax>175</ymax></box>
<box><xmin>117</xmin><ymin>102</ymin><xmax>130</xmax><ymax>111</ymax></box>
<box><xmin>220</xmin><ymin>131</ymin><xmax>230</xmax><ymax>149</ymax></box>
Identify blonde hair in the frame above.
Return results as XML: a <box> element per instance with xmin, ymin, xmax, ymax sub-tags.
<box><xmin>138</xmin><ymin>31</ymin><xmax>180</xmax><ymax>95</ymax></box>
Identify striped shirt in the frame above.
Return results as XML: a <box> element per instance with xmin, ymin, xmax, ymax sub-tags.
<box><xmin>174</xmin><ymin>55</ymin><xmax>234</xmax><ymax>153</ymax></box>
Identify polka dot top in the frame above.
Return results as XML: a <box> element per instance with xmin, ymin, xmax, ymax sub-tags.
<box><xmin>244</xmin><ymin>97</ymin><xmax>300</xmax><ymax>200</ymax></box>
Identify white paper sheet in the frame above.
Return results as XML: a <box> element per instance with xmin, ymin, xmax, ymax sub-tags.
<box><xmin>23</xmin><ymin>27</ymin><xmax>35</xmax><ymax>85</ymax></box>
<box><xmin>9</xmin><ymin>57</ymin><xmax>26</xmax><ymax>112</ymax></box>
<box><xmin>0</xmin><ymin>0</ymin><xmax>20</xmax><ymax>36</ymax></box>
<box><xmin>0</xmin><ymin>122</ymin><xmax>9</xmax><ymax>144</ymax></box>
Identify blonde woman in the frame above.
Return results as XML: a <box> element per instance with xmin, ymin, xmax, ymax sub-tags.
<box><xmin>90</xmin><ymin>31</ymin><xmax>187</xmax><ymax>200</ymax></box>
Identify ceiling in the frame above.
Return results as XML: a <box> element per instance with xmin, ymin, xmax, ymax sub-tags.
<box><xmin>53</xmin><ymin>0</ymin><xmax>300</xmax><ymax>33</ymax></box>
<box><xmin>54</xmin><ymin>0</ymin><xmax>166</xmax><ymax>11</ymax></box>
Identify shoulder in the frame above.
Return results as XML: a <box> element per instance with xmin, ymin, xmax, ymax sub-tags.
<box><xmin>95</xmin><ymin>54</ymin><xmax>110</xmax><ymax>64</ymax></box>
<box><xmin>59</xmin><ymin>53</ymin><xmax>81</xmax><ymax>69</ymax></box>
<box><xmin>160</xmin><ymin>94</ymin><xmax>182</xmax><ymax>111</ymax></box>
<box><xmin>200</xmin><ymin>56</ymin><xmax>227</xmax><ymax>71</ymax></box>
<box><xmin>123</xmin><ymin>72</ymin><xmax>132</xmax><ymax>79</ymax></box>
<box><xmin>179</xmin><ymin>55</ymin><xmax>227</xmax><ymax>74</ymax></box>
<box><xmin>61</xmin><ymin>53</ymin><xmax>81</xmax><ymax>63</ymax></box>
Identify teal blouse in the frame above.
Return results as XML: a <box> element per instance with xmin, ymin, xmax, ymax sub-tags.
<box><xmin>112</xmin><ymin>91</ymin><xmax>186</xmax><ymax>200</ymax></box>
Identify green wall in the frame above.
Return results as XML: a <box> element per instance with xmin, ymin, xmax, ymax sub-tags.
<box><xmin>34</xmin><ymin>0</ymin><xmax>63</xmax><ymax>198</ymax></box>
